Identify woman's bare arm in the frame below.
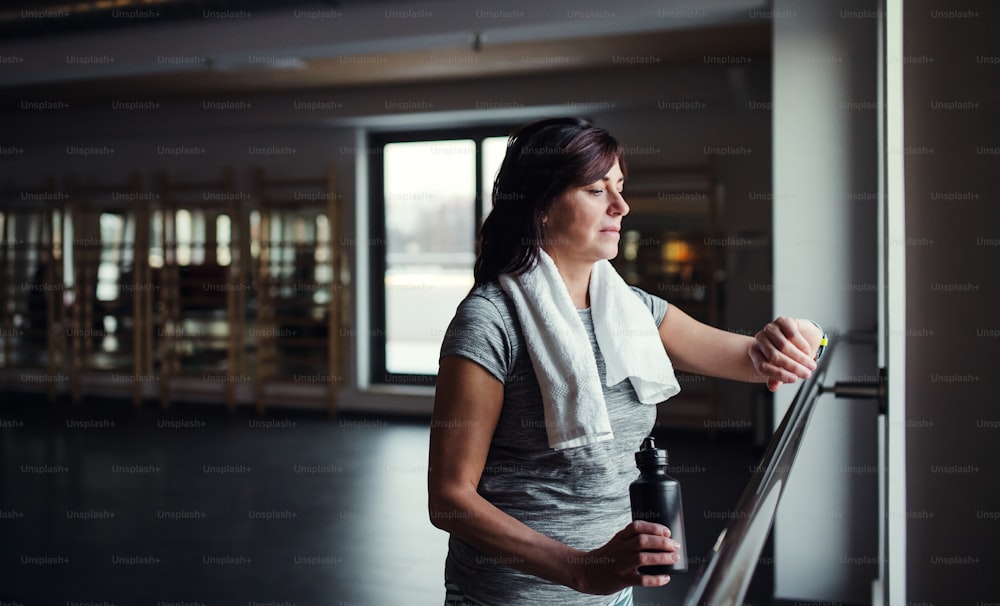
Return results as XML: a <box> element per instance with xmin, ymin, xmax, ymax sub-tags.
<box><xmin>658</xmin><ymin>305</ymin><xmax>824</xmax><ymax>390</ymax></box>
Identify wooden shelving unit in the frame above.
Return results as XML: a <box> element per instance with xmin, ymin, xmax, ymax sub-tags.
<box><xmin>252</xmin><ymin>167</ymin><xmax>344</xmax><ymax>416</ymax></box>
<box><xmin>67</xmin><ymin>173</ymin><xmax>153</xmax><ymax>406</ymax></box>
<box><xmin>1</xmin><ymin>166</ymin><xmax>349</xmax><ymax>413</ymax></box>
<box><xmin>0</xmin><ymin>177</ymin><xmax>68</xmax><ymax>402</ymax></box>
<box><xmin>155</xmin><ymin>168</ymin><xmax>247</xmax><ymax>411</ymax></box>
<box><xmin>611</xmin><ymin>163</ymin><xmax>725</xmax><ymax>432</ymax></box>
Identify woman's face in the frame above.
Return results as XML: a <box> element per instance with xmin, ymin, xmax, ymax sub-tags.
<box><xmin>542</xmin><ymin>160</ymin><xmax>629</xmax><ymax>267</ymax></box>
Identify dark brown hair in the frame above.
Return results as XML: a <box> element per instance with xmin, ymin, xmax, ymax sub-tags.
<box><xmin>473</xmin><ymin>117</ymin><xmax>626</xmax><ymax>286</ymax></box>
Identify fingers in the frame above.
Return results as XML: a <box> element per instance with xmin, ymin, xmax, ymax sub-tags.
<box><xmin>622</xmin><ymin>519</ymin><xmax>671</xmax><ymax>539</ymax></box>
<box><xmin>762</xmin><ymin>317</ymin><xmax>816</xmax><ymax>370</ymax></box>
<box><xmin>630</xmin><ymin>548</ymin><xmax>679</xmax><ymax>588</ymax></box>
<box><xmin>636</xmin><ymin>532</ymin><xmax>680</xmax><ymax>554</ymax></box>
<box><xmin>748</xmin><ymin>344</ymin><xmax>802</xmax><ymax>385</ymax></box>
<box><xmin>751</xmin><ymin>316</ymin><xmax>817</xmax><ymax>385</ymax></box>
<box><xmin>583</xmin><ymin>522</ymin><xmax>680</xmax><ymax>594</ymax></box>
<box><xmin>637</xmin><ymin>573</ymin><xmax>671</xmax><ymax>587</ymax></box>
<box><xmin>638</xmin><ymin>548</ymin><xmax>681</xmax><ymax>567</ymax></box>
<box><xmin>622</xmin><ymin>552</ymin><xmax>675</xmax><ymax>588</ymax></box>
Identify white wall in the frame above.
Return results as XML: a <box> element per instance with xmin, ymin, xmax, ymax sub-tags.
<box><xmin>772</xmin><ymin>1</ymin><xmax>880</xmax><ymax>602</ymax></box>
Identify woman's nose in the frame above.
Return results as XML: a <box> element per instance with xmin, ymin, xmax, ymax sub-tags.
<box><xmin>610</xmin><ymin>190</ymin><xmax>629</xmax><ymax>217</ymax></box>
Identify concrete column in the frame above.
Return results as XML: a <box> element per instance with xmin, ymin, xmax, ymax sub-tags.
<box><xmin>772</xmin><ymin>1</ymin><xmax>880</xmax><ymax>602</ymax></box>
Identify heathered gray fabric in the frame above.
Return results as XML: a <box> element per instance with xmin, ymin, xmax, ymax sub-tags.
<box><xmin>439</xmin><ymin>281</ymin><xmax>669</xmax><ymax>606</ymax></box>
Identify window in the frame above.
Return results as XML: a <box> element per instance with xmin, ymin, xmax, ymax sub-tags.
<box><xmin>369</xmin><ymin>127</ymin><xmax>510</xmax><ymax>385</ymax></box>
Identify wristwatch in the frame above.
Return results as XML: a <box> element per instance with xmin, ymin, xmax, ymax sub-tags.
<box><xmin>810</xmin><ymin>321</ymin><xmax>829</xmax><ymax>361</ymax></box>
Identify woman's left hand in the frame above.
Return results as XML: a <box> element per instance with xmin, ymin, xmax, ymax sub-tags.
<box><xmin>748</xmin><ymin>317</ymin><xmax>824</xmax><ymax>392</ymax></box>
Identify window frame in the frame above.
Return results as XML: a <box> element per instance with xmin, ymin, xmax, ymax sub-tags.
<box><xmin>367</xmin><ymin>125</ymin><xmax>512</xmax><ymax>387</ymax></box>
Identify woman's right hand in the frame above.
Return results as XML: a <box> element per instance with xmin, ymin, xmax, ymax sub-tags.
<box><xmin>571</xmin><ymin>520</ymin><xmax>680</xmax><ymax>595</ymax></box>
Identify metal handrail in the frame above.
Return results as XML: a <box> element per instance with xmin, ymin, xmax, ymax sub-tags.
<box><xmin>682</xmin><ymin>338</ymin><xmax>839</xmax><ymax>606</ymax></box>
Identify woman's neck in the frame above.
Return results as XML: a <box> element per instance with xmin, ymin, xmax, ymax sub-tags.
<box><xmin>551</xmin><ymin>257</ymin><xmax>593</xmax><ymax>309</ymax></box>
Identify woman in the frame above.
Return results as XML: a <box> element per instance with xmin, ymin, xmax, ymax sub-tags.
<box><xmin>427</xmin><ymin>117</ymin><xmax>824</xmax><ymax>606</ymax></box>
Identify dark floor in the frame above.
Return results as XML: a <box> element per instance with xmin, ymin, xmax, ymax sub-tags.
<box><xmin>0</xmin><ymin>392</ymin><xmax>787</xmax><ymax>606</ymax></box>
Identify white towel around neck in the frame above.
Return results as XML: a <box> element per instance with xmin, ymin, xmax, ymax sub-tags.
<box><xmin>498</xmin><ymin>250</ymin><xmax>681</xmax><ymax>450</ymax></box>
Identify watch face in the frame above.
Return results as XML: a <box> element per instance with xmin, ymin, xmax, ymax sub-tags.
<box><xmin>815</xmin><ymin>335</ymin><xmax>828</xmax><ymax>361</ymax></box>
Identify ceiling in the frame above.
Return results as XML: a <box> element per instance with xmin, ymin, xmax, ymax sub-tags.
<box><xmin>0</xmin><ymin>0</ymin><xmax>771</xmax><ymax>106</ymax></box>
<box><xmin>0</xmin><ymin>0</ymin><xmax>334</xmax><ymax>39</ymax></box>
<box><xmin>10</xmin><ymin>27</ymin><xmax>770</xmax><ymax>106</ymax></box>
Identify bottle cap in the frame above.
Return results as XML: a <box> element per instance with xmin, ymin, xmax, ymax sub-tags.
<box><xmin>635</xmin><ymin>435</ymin><xmax>669</xmax><ymax>468</ymax></box>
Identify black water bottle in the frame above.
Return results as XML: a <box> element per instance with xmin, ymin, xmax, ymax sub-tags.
<box><xmin>629</xmin><ymin>436</ymin><xmax>688</xmax><ymax>574</ymax></box>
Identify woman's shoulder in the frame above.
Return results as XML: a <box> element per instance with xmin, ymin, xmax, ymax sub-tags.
<box><xmin>447</xmin><ymin>282</ymin><xmax>516</xmax><ymax>337</ymax></box>
<box><xmin>461</xmin><ymin>281</ymin><xmax>515</xmax><ymax>317</ymax></box>
<box><xmin>626</xmin><ymin>284</ymin><xmax>669</xmax><ymax>325</ymax></box>
<box><xmin>449</xmin><ymin>282</ymin><xmax>526</xmax><ymax>348</ymax></box>
<box><xmin>442</xmin><ymin>282</ymin><xmax>521</xmax><ymax>381</ymax></box>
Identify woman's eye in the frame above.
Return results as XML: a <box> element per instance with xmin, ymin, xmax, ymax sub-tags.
<box><xmin>589</xmin><ymin>189</ymin><xmax>604</xmax><ymax>195</ymax></box>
